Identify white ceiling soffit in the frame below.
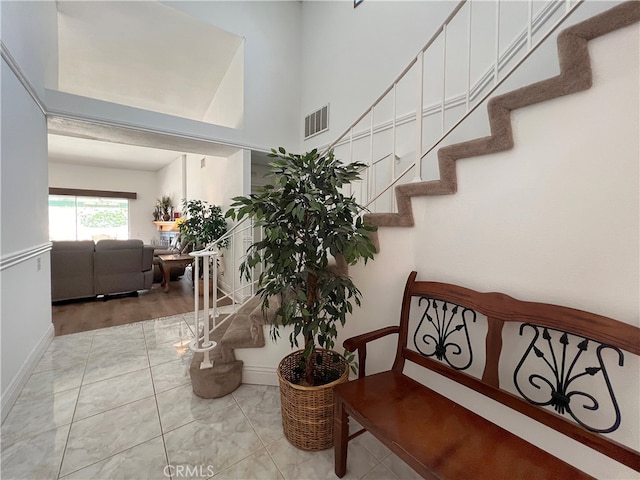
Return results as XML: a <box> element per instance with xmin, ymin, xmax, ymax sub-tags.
<box><xmin>48</xmin><ymin>134</ymin><xmax>188</xmax><ymax>171</ymax></box>
<box><xmin>56</xmin><ymin>1</ymin><xmax>243</xmax><ymax>123</ymax></box>
<box><xmin>47</xmin><ymin>116</ymin><xmax>243</xmax><ymax>172</ymax></box>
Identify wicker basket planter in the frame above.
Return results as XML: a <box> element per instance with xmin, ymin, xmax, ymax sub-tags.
<box><xmin>277</xmin><ymin>349</ymin><xmax>349</xmax><ymax>451</ymax></box>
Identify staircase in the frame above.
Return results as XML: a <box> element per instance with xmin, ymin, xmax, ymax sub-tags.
<box><xmin>361</xmin><ymin>1</ymin><xmax>640</xmax><ymax>239</ymax></box>
<box><xmin>188</xmin><ymin>0</ymin><xmax>639</xmax><ymax>398</ymax></box>
<box><xmin>189</xmin><ymin>296</ymin><xmax>269</xmax><ymax>398</ymax></box>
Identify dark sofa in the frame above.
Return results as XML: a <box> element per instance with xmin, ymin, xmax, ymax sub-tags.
<box><xmin>51</xmin><ymin>239</ymin><xmax>154</xmax><ymax>302</ymax></box>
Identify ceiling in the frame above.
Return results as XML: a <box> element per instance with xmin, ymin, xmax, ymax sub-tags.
<box><xmin>51</xmin><ymin>1</ymin><xmax>244</xmax><ymax>172</ymax></box>
<box><xmin>48</xmin><ymin>134</ymin><xmax>186</xmax><ymax>172</ymax></box>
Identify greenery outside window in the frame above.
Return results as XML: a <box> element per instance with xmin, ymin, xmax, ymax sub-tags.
<box><xmin>49</xmin><ymin>194</ymin><xmax>129</xmax><ymax>241</ymax></box>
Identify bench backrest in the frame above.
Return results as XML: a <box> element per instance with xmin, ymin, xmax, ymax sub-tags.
<box><xmin>392</xmin><ymin>271</ymin><xmax>640</xmax><ymax>472</ymax></box>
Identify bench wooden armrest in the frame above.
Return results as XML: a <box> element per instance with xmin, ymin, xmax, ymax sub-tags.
<box><xmin>343</xmin><ymin>326</ymin><xmax>399</xmax><ymax>378</ymax></box>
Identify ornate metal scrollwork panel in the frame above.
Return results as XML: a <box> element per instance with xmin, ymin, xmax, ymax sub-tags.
<box><xmin>514</xmin><ymin>323</ymin><xmax>624</xmax><ymax>433</ymax></box>
<box><xmin>413</xmin><ymin>297</ymin><xmax>476</xmax><ymax>371</ymax></box>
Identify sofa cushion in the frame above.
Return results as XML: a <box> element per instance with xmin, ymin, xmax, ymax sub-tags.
<box><xmin>51</xmin><ymin>241</ymin><xmax>95</xmax><ymax>301</ymax></box>
<box><xmin>95</xmin><ymin>239</ymin><xmax>144</xmax><ymax>251</ymax></box>
<box><xmin>94</xmin><ymin>239</ymin><xmax>154</xmax><ymax>295</ymax></box>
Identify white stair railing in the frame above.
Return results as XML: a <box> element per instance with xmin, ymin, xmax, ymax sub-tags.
<box><xmin>189</xmin><ymin>217</ymin><xmax>261</xmax><ymax>369</ymax></box>
<box><xmin>325</xmin><ymin>0</ymin><xmax>585</xmax><ymax>213</ymax></box>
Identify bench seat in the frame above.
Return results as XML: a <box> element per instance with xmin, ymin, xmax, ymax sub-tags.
<box><xmin>335</xmin><ymin>370</ymin><xmax>590</xmax><ymax>480</ymax></box>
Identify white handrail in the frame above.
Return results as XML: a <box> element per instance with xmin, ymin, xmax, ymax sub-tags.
<box><xmin>324</xmin><ymin>0</ymin><xmax>468</xmax><ymax>156</ymax></box>
<box><xmin>189</xmin><ymin>216</ymin><xmax>259</xmax><ymax>369</ymax></box>
<box><xmin>365</xmin><ymin>163</ymin><xmax>416</xmax><ymax>210</ymax></box>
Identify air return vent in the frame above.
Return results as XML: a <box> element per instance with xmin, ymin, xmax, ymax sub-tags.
<box><xmin>304</xmin><ymin>105</ymin><xmax>329</xmax><ymax>139</ymax></box>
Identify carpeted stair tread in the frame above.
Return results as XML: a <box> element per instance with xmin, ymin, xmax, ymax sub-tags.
<box><xmin>190</xmin><ymin>313</ymin><xmax>244</xmax><ymax>398</ymax></box>
<box><xmin>195</xmin><ymin>313</ymin><xmax>236</xmax><ymax>362</ymax></box>
<box><xmin>235</xmin><ymin>295</ymin><xmax>262</xmax><ymax>314</ymax></box>
<box><xmin>220</xmin><ymin>313</ymin><xmax>265</xmax><ymax>349</ymax></box>
<box><xmin>364</xmin><ymin>2</ymin><xmax>640</xmax><ymax>247</ymax></box>
<box><xmin>190</xmin><ymin>354</ymin><xmax>243</xmax><ymax>399</ymax></box>
<box><xmin>249</xmin><ymin>294</ymin><xmax>280</xmax><ymax>325</ymax></box>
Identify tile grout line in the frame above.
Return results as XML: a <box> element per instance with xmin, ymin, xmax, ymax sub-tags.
<box><xmin>233</xmin><ymin>391</ymin><xmax>288</xmax><ymax>480</ymax></box>
<box><xmin>19</xmin><ymin>317</ymin><xmax>313</xmax><ymax>480</ymax></box>
<box><xmin>356</xmin><ymin>437</ymin><xmax>395</xmax><ymax>480</ymax></box>
<box><xmin>144</xmin><ymin>320</ymin><xmax>175</xmax><ymax>480</ymax></box>
<box><xmin>59</xmin><ymin>323</ymin><xmax>163</xmax><ymax>478</ymax></box>
<box><xmin>2</xmin><ymin>317</ymin><xmax>188</xmax><ymax>480</ymax></box>
<box><xmin>56</xmin><ymin>330</ymin><xmax>96</xmax><ymax>480</ymax></box>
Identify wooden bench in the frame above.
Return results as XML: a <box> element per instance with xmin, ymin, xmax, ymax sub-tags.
<box><xmin>334</xmin><ymin>271</ymin><xmax>640</xmax><ymax>479</ymax></box>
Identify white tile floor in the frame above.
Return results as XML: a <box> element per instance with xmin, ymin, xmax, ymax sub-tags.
<box><xmin>1</xmin><ymin>312</ymin><xmax>420</xmax><ymax>480</ymax></box>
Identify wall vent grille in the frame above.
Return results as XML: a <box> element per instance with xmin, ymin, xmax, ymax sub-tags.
<box><xmin>304</xmin><ymin>105</ymin><xmax>329</xmax><ymax>139</ymax></box>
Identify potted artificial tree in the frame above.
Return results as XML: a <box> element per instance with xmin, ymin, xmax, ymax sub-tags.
<box><xmin>178</xmin><ymin>199</ymin><xmax>228</xmax><ymax>293</ymax></box>
<box><xmin>178</xmin><ymin>199</ymin><xmax>228</xmax><ymax>250</ymax></box>
<box><xmin>227</xmin><ymin>147</ymin><xmax>376</xmax><ymax>451</ymax></box>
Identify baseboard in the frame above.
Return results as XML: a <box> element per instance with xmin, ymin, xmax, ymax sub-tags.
<box><xmin>1</xmin><ymin>324</ymin><xmax>54</xmax><ymax>422</ymax></box>
<box><xmin>241</xmin><ymin>365</ymin><xmax>278</xmax><ymax>386</ymax></box>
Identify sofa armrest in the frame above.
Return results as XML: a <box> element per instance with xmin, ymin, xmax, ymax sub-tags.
<box><xmin>142</xmin><ymin>245</ymin><xmax>154</xmax><ymax>271</ymax></box>
<box><xmin>50</xmin><ymin>240</ymin><xmax>96</xmax><ymax>301</ymax></box>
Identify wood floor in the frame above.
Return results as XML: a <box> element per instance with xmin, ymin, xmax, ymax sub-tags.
<box><xmin>52</xmin><ymin>276</ymin><xmax>228</xmax><ymax>336</ymax></box>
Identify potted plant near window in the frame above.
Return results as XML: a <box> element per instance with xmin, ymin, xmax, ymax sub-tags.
<box><xmin>227</xmin><ymin>147</ymin><xmax>376</xmax><ymax>451</ymax></box>
<box><xmin>178</xmin><ymin>199</ymin><xmax>228</xmax><ymax>293</ymax></box>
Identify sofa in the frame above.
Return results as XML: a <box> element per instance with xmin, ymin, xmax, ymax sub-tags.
<box><xmin>51</xmin><ymin>239</ymin><xmax>154</xmax><ymax>302</ymax></box>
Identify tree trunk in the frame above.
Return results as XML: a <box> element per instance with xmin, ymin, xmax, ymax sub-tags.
<box><xmin>304</xmin><ymin>271</ymin><xmax>319</xmax><ymax>385</ymax></box>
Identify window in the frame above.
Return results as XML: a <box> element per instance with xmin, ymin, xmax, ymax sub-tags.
<box><xmin>49</xmin><ymin>194</ymin><xmax>130</xmax><ymax>241</ymax></box>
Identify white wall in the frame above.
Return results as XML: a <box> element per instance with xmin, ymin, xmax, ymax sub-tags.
<box><xmin>210</xmin><ymin>150</ymin><xmax>248</xmax><ymax>210</ymax></box>
<box><xmin>0</xmin><ymin>0</ymin><xmax>58</xmax><ymax>98</ymax></box>
<box><xmin>156</xmin><ymin>155</ymin><xmax>185</xmax><ymax>216</ymax></box>
<box><xmin>203</xmin><ymin>42</ymin><xmax>244</xmax><ymax>129</ymax></box>
<box><xmin>46</xmin><ymin>1</ymin><xmax>302</xmax><ymax>155</ymax></box>
<box><xmin>346</xmin><ymin>22</ymin><xmax>639</xmax><ymax>479</ymax></box>
<box><xmin>48</xmin><ymin>162</ymin><xmax>160</xmax><ymax>243</ymax></box>
<box><xmin>165</xmin><ymin>1</ymin><xmax>302</xmax><ymax>152</ymax></box>
<box><xmin>213</xmin><ymin>150</ymin><xmax>250</xmax><ymax>295</ymax></box>
<box><xmin>185</xmin><ymin>154</ymin><xmax>220</xmax><ymax>204</ymax></box>
<box><xmin>300</xmin><ymin>1</ymin><xmax>455</xmax><ymax>151</ymax></box>
<box><xmin>184</xmin><ymin>149</ymin><xmax>247</xmax><ymax>209</ymax></box>
<box><xmin>1</xmin><ymin>55</ymin><xmax>54</xmax><ymax>414</ymax></box>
